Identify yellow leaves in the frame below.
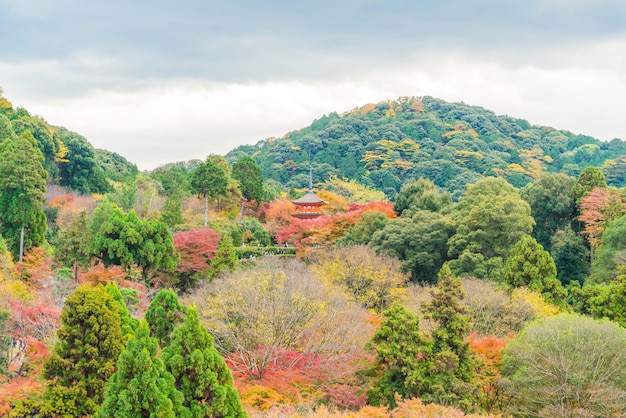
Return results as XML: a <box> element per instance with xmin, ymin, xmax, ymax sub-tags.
<box><xmin>361</xmin><ymin>139</ymin><xmax>421</xmax><ymax>171</ymax></box>
<box><xmin>0</xmin><ymin>279</ymin><xmax>34</xmax><ymax>302</ymax></box>
<box><xmin>322</xmin><ymin>176</ymin><xmax>386</xmax><ymax>204</ymax></box>
<box><xmin>506</xmin><ymin>164</ymin><xmax>527</xmax><ymax>174</ymax></box>
<box><xmin>0</xmin><ymin>97</ymin><xmax>12</xmax><ymax>110</ymax></box>
<box><xmin>54</xmin><ymin>140</ymin><xmax>69</xmax><ymax>163</ymax></box>
<box><xmin>455</xmin><ymin>150</ymin><xmax>484</xmax><ymax>165</ymax></box>
<box><xmin>511</xmin><ymin>287</ymin><xmax>562</xmax><ymax>319</ymax></box>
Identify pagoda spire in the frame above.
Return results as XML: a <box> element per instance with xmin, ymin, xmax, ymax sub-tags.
<box><xmin>291</xmin><ymin>151</ymin><xmax>327</xmax><ymax>219</ymax></box>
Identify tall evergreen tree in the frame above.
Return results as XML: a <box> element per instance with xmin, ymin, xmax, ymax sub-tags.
<box><xmin>105</xmin><ymin>281</ymin><xmax>139</xmax><ymax>339</ymax></box>
<box><xmin>163</xmin><ymin>306</ymin><xmax>247</xmax><ymax>417</ymax></box>
<box><xmin>40</xmin><ymin>285</ymin><xmax>125</xmax><ymax>417</ymax></box>
<box><xmin>422</xmin><ymin>265</ymin><xmax>478</xmax><ymax>411</ymax></box>
<box><xmin>209</xmin><ymin>235</ymin><xmax>237</xmax><ymax>279</ymax></box>
<box><xmin>368</xmin><ymin>301</ymin><xmax>430</xmax><ymax>407</ymax></box>
<box><xmin>53</xmin><ymin>210</ymin><xmax>92</xmax><ymax>282</ymax></box>
<box><xmin>97</xmin><ymin>320</ymin><xmax>187</xmax><ymax>418</ymax></box>
<box><xmin>504</xmin><ymin>235</ymin><xmax>566</xmax><ymax>305</ymax></box>
<box><xmin>146</xmin><ymin>289</ymin><xmax>186</xmax><ymax>347</ymax></box>
<box><xmin>0</xmin><ymin>130</ymin><xmax>48</xmax><ymax>260</ymax></box>
<box><xmin>190</xmin><ymin>156</ymin><xmax>229</xmax><ymax>227</ymax></box>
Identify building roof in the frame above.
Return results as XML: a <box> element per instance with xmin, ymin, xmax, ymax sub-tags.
<box><xmin>291</xmin><ymin>191</ymin><xmax>326</xmax><ymax>205</ymax></box>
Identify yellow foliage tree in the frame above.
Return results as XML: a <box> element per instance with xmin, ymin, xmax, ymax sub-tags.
<box><xmin>309</xmin><ymin>245</ymin><xmax>408</xmax><ymax>313</ymax></box>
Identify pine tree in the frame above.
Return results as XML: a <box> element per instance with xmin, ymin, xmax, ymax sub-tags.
<box><xmin>422</xmin><ymin>264</ymin><xmax>478</xmax><ymax>411</ymax></box>
<box><xmin>145</xmin><ymin>289</ymin><xmax>186</xmax><ymax>347</ymax></box>
<box><xmin>40</xmin><ymin>285</ymin><xmax>125</xmax><ymax>417</ymax></box>
<box><xmin>368</xmin><ymin>301</ymin><xmax>430</xmax><ymax>407</ymax></box>
<box><xmin>209</xmin><ymin>235</ymin><xmax>237</xmax><ymax>279</ymax></box>
<box><xmin>162</xmin><ymin>306</ymin><xmax>247</xmax><ymax>417</ymax></box>
<box><xmin>105</xmin><ymin>281</ymin><xmax>139</xmax><ymax>339</ymax></box>
<box><xmin>97</xmin><ymin>320</ymin><xmax>187</xmax><ymax>418</ymax></box>
<box><xmin>0</xmin><ymin>130</ymin><xmax>48</xmax><ymax>260</ymax></box>
<box><xmin>504</xmin><ymin>235</ymin><xmax>566</xmax><ymax>305</ymax></box>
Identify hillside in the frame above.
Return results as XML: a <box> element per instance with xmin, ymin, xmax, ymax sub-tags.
<box><xmin>227</xmin><ymin>96</ymin><xmax>626</xmax><ymax>199</ymax></box>
<box><xmin>0</xmin><ymin>90</ymin><xmax>138</xmax><ymax>195</ymax></box>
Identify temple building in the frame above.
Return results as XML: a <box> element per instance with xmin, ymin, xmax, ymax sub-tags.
<box><xmin>291</xmin><ymin>167</ymin><xmax>327</xmax><ymax>219</ymax></box>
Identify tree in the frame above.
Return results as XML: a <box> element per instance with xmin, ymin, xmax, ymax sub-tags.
<box><xmin>161</xmin><ymin>191</ymin><xmax>184</xmax><ymax>228</ymax></box>
<box><xmin>421</xmin><ymin>265</ymin><xmax>478</xmax><ymax>411</ymax></box>
<box><xmin>340</xmin><ymin>210</ymin><xmax>390</xmax><ymax>245</ymax></box>
<box><xmin>520</xmin><ymin>173</ymin><xmax>576</xmax><ymax>251</ymax></box>
<box><xmin>162</xmin><ymin>306</ymin><xmax>247</xmax><ymax>417</ymax></box>
<box><xmin>173</xmin><ymin>227</ymin><xmax>221</xmax><ymax>291</ymax></box>
<box><xmin>503</xmin><ymin>235</ymin><xmax>566</xmax><ymax>305</ymax></box>
<box><xmin>40</xmin><ymin>285</ymin><xmax>125</xmax><ymax>417</ymax></box>
<box><xmin>97</xmin><ymin>320</ymin><xmax>186</xmax><ymax>418</ymax></box>
<box><xmin>53</xmin><ymin>210</ymin><xmax>92</xmax><ymax>282</ymax></box>
<box><xmin>502</xmin><ymin>314</ymin><xmax>626</xmax><ymax>417</ymax></box>
<box><xmin>0</xmin><ymin>130</ymin><xmax>48</xmax><ymax>260</ymax></box>
<box><xmin>232</xmin><ymin>154</ymin><xmax>265</xmax><ymax>212</ymax></box>
<box><xmin>309</xmin><ymin>245</ymin><xmax>408</xmax><ymax>313</ymax></box>
<box><xmin>550</xmin><ymin>227</ymin><xmax>589</xmax><ymax>285</ymax></box>
<box><xmin>569</xmin><ymin>266</ymin><xmax>626</xmax><ymax>327</ymax></box>
<box><xmin>209</xmin><ymin>235</ymin><xmax>237</xmax><ymax>279</ymax></box>
<box><xmin>571</xmin><ymin>166</ymin><xmax>607</xmax><ymax>204</ymax></box>
<box><xmin>447</xmin><ymin>177</ymin><xmax>534</xmax><ymax>279</ymax></box>
<box><xmin>57</xmin><ymin>127</ymin><xmax>112</xmax><ymax>194</ymax></box>
<box><xmin>145</xmin><ymin>289</ymin><xmax>186</xmax><ymax>347</ymax></box>
<box><xmin>372</xmin><ymin>210</ymin><xmax>455</xmax><ymax>284</ymax></box>
<box><xmin>368</xmin><ymin>301</ymin><xmax>430</xmax><ymax>407</ymax></box>
<box><xmin>578</xmin><ymin>187</ymin><xmax>626</xmax><ymax>270</ymax></box>
<box><xmin>594</xmin><ymin>214</ymin><xmax>626</xmax><ymax>281</ymax></box>
<box><xmin>134</xmin><ymin>217</ymin><xmax>179</xmax><ymax>284</ymax></box>
<box><xmin>104</xmin><ymin>281</ymin><xmax>139</xmax><ymax>339</ymax></box>
<box><xmin>199</xmin><ymin>257</ymin><xmax>369</xmax><ymax>379</ymax></box>
<box><xmin>89</xmin><ymin>203</ymin><xmax>179</xmax><ymax>284</ymax></box>
<box><xmin>190</xmin><ymin>156</ymin><xmax>229</xmax><ymax>227</ymax></box>
<box><xmin>393</xmin><ymin>177</ymin><xmax>451</xmax><ymax>216</ymax></box>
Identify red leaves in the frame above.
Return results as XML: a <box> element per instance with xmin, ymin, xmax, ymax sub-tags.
<box><xmin>276</xmin><ymin>201</ymin><xmax>395</xmax><ymax>253</ymax></box>
<box><xmin>7</xmin><ymin>299</ymin><xmax>60</xmax><ymax>341</ymax></box>
<box><xmin>173</xmin><ymin>228</ymin><xmax>221</xmax><ymax>274</ymax></box>
<box><xmin>579</xmin><ymin>187</ymin><xmax>626</xmax><ymax>248</ymax></box>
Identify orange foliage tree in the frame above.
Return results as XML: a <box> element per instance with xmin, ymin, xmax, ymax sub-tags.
<box><xmin>468</xmin><ymin>332</ymin><xmax>509</xmax><ymax>413</ymax></box>
<box><xmin>579</xmin><ymin>187</ymin><xmax>626</xmax><ymax>266</ymax></box>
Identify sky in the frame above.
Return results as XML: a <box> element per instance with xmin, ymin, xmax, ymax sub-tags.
<box><xmin>1</xmin><ymin>0</ymin><xmax>626</xmax><ymax>171</ymax></box>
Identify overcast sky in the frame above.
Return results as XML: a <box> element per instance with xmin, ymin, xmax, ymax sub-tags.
<box><xmin>1</xmin><ymin>0</ymin><xmax>625</xmax><ymax>170</ymax></box>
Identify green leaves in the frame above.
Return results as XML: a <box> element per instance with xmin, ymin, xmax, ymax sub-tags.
<box><xmin>0</xmin><ymin>130</ymin><xmax>48</xmax><ymax>257</ymax></box>
<box><xmin>41</xmin><ymin>285</ymin><xmax>124</xmax><ymax>417</ymax></box>
<box><xmin>162</xmin><ymin>306</ymin><xmax>246</xmax><ymax>417</ymax></box>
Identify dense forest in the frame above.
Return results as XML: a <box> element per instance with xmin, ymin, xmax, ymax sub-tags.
<box><xmin>1</xmin><ymin>87</ymin><xmax>626</xmax><ymax>417</ymax></box>
<box><xmin>227</xmin><ymin>96</ymin><xmax>626</xmax><ymax>199</ymax></box>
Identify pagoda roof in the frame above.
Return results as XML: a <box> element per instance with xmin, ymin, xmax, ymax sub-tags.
<box><xmin>291</xmin><ymin>191</ymin><xmax>327</xmax><ymax>205</ymax></box>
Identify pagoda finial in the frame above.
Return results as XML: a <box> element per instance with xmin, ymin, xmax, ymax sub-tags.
<box><xmin>308</xmin><ymin>149</ymin><xmax>313</xmax><ymax>192</ymax></box>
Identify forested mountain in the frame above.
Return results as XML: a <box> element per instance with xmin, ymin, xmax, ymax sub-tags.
<box><xmin>4</xmin><ymin>87</ymin><xmax>626</xmax><ymax>417</ymax></box>
<box><xmin>0</xmin><ymin>91</ymin><xmax>137</xmax><ymax>195</ymax></box>
<box><xmin>227</xmin><ymin>96</ymin><xmax>626</xmax><ymax>199</ymax></box>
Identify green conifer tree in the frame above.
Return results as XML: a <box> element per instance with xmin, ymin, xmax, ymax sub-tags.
<box><xmin>368</xmin><ymin>301</ymin><xmax>430</xmax><ymax>407</ymax></box>
<box><xmin>97</xmin><ymin>320</ymin><xmax>187</xmax><ymax>418</ymax></box>
<box><xmin>209</xmin><ymin>235</ymin><xmax>237</xmax><ymax>279</ymax></box>
<box><xmin>145</xmin><ymin>289</ymin><xmax>186</xmax><ymax>347</ymax></box>
<box><xmin>162</xmin><ymin>306</ymin><xmax>247</xmax><ymax>417</ymax></box>
<box><xmin>504</xmin><ymin>235</ymin><xmax>566</xmax><ymax>305</ymax></box>
<box><xmin>0</xmin><ymin>130</ymin><xmax>48</xmax><ymax>259</ymax></box>
<box><xmin>105</xmin><ymin>281</ymin><xmax>139</xmax><ymax>339</ymax></box>
<box><xmin>422</xmin><ymin>264</ymin><xmax>478</xmax><ymax>411</ymax></box>
<box><xmin>40</xmin><ymin>285</ymin><xmax>125</xmax><ymax>417</ymax></box>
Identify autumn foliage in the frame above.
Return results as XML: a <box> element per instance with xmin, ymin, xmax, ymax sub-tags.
<box><xmin>276</xmin><ymin>201</ymin><xmax>396</xmax><ymax>254</ymax></box>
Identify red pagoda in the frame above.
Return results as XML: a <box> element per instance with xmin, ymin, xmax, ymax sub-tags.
<box><xmin>291</xmin><ymin>167</ymin><xmax>327</xmax><ymax>219</ymax></box>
